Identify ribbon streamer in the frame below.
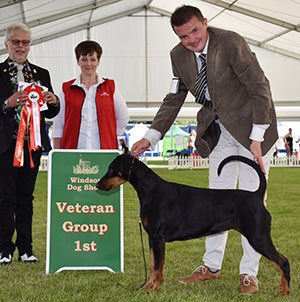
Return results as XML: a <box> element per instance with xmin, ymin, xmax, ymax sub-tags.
<box><xmin>13</xmin><ymin>84</ymin><xmax>46</xmax><ymax>168</ymax></box>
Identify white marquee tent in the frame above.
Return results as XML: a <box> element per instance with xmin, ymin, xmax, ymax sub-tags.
<box><xmin>1</xmin><ymin>0</ymin><xmax>300</xmax><ymax>123</ymax></box>
<box><xmin>126</xmin><ymin>122</ymin><xmax>149</xmax><ymax>150</ymax></box>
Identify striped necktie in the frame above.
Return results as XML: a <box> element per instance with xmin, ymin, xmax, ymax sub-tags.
<box><xmin>194</xmin><ymin>54</ymin><xmax>212</xmax><ymax>107</ymax></box>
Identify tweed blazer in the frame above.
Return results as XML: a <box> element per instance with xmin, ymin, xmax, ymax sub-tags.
<box><xmin>150</xmin><ymin>27</ymin><xmax>278</xmax><ymax>157</ymax></box>
<box><xmin>0</xmin><ymin>58</ymin><xmax>60</xmax><ymax>153</ymax></box>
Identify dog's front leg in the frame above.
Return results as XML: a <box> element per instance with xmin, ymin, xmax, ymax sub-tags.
<box><xmin>143</xmin><ymin>236</ymin><xmax>165</xmax><ymax>292</ymax></box>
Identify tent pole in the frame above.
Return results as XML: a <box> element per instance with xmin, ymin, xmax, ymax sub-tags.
<box><xmin>144</xmin><ymin>7</ymin><xmax>149</xmax><ymax>107</ymax></box>
<box><xmin>170</xmin><ymin>125</ymin><xmax>173</xmax><ymax>151</ymax></box>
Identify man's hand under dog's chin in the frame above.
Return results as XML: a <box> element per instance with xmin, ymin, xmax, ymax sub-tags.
<box><xmin>131</xmin><ymin>138</ymin><xmax>151</xmax><ymax>157</ymax></box>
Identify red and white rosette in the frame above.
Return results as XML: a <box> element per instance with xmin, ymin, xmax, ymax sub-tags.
<box><xmin>13</xmin><ymin>83</ymin><xmax>47</xmax><ymax>168</ymax></box>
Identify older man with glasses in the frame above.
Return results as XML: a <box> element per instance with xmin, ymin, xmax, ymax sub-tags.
<box><xmin>0</xmin><ymin>23</ymin><xmax>60</xmax><ymax>265</ymax></box>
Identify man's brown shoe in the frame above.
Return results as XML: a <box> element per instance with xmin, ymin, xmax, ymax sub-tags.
<box><xmin>240</xmin><ymin>274</ymin><xmax>259</xmax><ymax>295</ymax></box>
<box><xmin>179</xmin><ymin>265</ymin><xmax>221</xmax><ymax>283</ymax></box>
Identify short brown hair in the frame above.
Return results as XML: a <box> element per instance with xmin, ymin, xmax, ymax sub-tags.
<box><xmin>171</xmin><ymin>5</ymin><xmax>205</xmax><ymax>28</ymax></box>
<box><xmin>75</xmin><ymin>40</ymin><xmax>103</xmax><ymax>61</ymax></box>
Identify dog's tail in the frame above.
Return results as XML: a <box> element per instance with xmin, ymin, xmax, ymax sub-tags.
<box><xmin>217</xmin><ymin>155</ymin><xmax>266</xmax><ymax>196</ymax></box>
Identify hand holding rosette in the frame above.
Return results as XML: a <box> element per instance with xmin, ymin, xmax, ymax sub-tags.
<box><xmin>13</xmin><ymin>82</ymin><xmax>48</xmax><ymax>168</ymax></box>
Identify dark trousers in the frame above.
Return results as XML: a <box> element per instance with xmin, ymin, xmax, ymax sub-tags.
<box><xmin>0</xmin><ymin>140</ymin><xmax>41</xmax><ymax>255</ymax></box>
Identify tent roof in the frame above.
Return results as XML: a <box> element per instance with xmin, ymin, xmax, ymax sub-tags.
<box><xmin>127</xmin><ymin>122</ymin><xmax>149</xmax><ymax>134</ymax></box>
<box><xmin>165</xmin><ymin>125</ymin><xmax>190</xmax><ymax>137</ymax></box>
<box><xmin>0</xmin><ymin>0</ymin><xmax>300</xmax><ymax>59</ymax></box>
<box><xmin>126</xmin><ymin>122</ymin><xmax>149</xmax><ymax>149</ymax></box>
<box><xmin>1</xmin><ymin>0</ymin><xmax>299</xmax><ymax>122</ymax></box>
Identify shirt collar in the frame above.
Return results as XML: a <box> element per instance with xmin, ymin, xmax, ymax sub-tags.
<box><xmin>73</xmin><ymin>73</ymin><xmax>104</xmax><ymax>87</ymax></box>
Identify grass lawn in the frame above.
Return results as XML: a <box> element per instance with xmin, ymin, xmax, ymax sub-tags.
<box><xmin>0</xmin><ymin>167</ymin><xmax>299</xmax><ymax>302</ymax></box>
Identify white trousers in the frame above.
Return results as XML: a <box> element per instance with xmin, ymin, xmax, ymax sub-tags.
<box><xmin>202</xmin><ymin>122</ymin><xmax>274</xmax><ymax>276</ymax></box>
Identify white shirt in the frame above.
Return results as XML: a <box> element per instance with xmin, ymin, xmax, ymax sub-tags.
<box><xmin>52</xmin><ymin>73</ymin><xmax>129</xmax><ymax>149</ymax></box>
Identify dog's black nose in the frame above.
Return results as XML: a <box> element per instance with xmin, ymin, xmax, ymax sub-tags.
<box><xmin>96</xmin><ymin>177</ymin><xmax>105</xmax><ymax>190</ymax></box>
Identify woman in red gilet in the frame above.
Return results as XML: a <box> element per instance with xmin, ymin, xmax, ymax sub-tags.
<box><xmin>52</xmin><ymin>40</ymin><xmax>128</xmax><ymax>150</ymax></box>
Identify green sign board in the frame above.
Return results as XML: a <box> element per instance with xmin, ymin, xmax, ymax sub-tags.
<box><xmin>46</xmin><ymin>150</ymin><xmax>123</xmax><ymax>274</ymax></box>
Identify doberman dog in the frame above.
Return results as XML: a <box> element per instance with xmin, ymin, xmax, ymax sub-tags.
<box><xmin>97</xmin><ymin>154</ymin><xmax>290</xmax><ymax>296</ymax></box>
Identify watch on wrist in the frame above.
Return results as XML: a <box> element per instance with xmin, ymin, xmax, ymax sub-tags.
<box><xmin>53</xmin><ymin>98</ymin><xmax>60</xmax><ymax>107</ymax></box>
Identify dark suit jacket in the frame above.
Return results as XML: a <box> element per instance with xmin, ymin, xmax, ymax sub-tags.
<box><xmin>0</xmin><ymin>58</ymin><xmax>60</xmax><ymax>153</ymax></box>
<box><xmin>150</xmin><ymin>27</ymin><xmax>278</xmax><ymax>157</ymax></box>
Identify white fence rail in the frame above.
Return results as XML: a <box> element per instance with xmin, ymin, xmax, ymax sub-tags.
<box><xmin>39</xmin><ymin>154</ymin><xmax>300</xmax><ymax>172</ymax></box>
<box><xmin>39</xmin><ymin>155</ymin><xmax>48</xmax><ymax>171</ymax></box>
<box><xmin>168</xmin><ymin>155</ymin><xmax>300</xmax><ymax>170</ymax></box>
<box><xmin>168</xmin><ymin>155</ymin><xmax>209</xmax><ymax>170</ymax></box>
<box><xmin>270</xmin><ymin>156</ymin><xmax>300</xmax><ymax>167</ymax></box>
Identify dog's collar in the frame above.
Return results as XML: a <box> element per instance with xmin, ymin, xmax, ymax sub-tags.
<box><xmin>127</xmin><ymin>155</ymin><xmax>135</xmax><ymax>181</ymax></box>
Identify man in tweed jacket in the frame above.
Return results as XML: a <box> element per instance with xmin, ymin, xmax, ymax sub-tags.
<box><xmin>131</xmin><ymin>5</ymin><xmax>278</xmax><ymax>295</ymax></box>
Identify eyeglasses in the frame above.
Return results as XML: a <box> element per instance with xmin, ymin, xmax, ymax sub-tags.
<box><xmin>8</xmin><ymin>39</ymin><xmax>31</xmax><ymax>46</ymax></box>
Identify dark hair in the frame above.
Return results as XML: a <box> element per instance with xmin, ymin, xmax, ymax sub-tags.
<box><xmin>75</xmin><ymin>40</ymin><xmax>103</xmax><ymax>61</ymax></box>
<box><xmin>170</xmin><ymin>5</ymin><xmax>205</xmax><ymax>28</ymax></box>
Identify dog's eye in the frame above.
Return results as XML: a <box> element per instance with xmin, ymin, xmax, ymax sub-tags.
<box><xmin>109</xmin><ymin>168</ymin><xmax>116</xmax><ymax>174</ymax></box>
<box><xmin>109</xmin><ymin>168</ymin><xmax>120</xmax><ymax>177</ymax></box>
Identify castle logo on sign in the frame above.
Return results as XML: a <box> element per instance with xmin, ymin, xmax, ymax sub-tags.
<box><xmin>73</xmin><ymin>159</ymin><xmax>99</xmax><ymax>174</ymax></box>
